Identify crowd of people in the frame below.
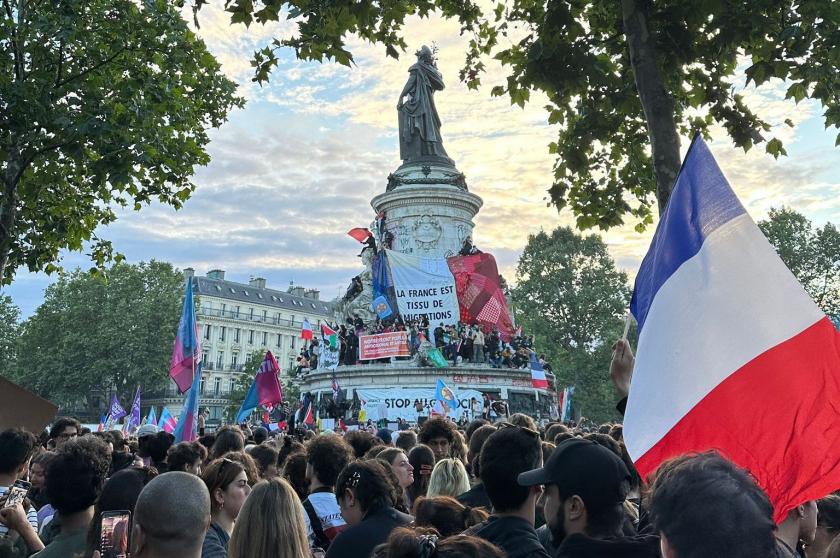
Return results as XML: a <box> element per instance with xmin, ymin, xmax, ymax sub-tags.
<box><xmin>1</xmin><ymin>339</ymin><xmax>837</xmax><ymax>558</ymax></box>
<box><xmin>293</xmin><ymin>315</ymin><xmax>549</xmax><ymax>374</ymax></box>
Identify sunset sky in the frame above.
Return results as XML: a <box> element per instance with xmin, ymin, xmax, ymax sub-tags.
<box><xmin>4</xmin><ymin>5</ymin><xmax>840</xmax><ymax>316</ymax></box>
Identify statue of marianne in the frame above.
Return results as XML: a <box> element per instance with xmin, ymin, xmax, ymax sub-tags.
<box><xmin>397</xmin><ymin>45</ymin><xmax>450</xmax><ymax>162</ymax></box>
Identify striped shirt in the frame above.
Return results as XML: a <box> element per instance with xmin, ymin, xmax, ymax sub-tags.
<box><xmin>0</xmin><ymin>486</ymin><xmax>39</xmax><ymax>536</ymax></box>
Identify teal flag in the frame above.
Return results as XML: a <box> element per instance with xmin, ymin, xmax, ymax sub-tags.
<box><xmin>427</xmin><ymin>348</ymin><xmax>448</xmax><ymax>368</ymax></box>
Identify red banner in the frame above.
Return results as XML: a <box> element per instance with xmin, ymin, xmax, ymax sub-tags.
<box><xmin>359</xmin><ymin>332</ymin><xmax>411</xmax><ymax>360</ymax></box>
<box><xmin>447</xmin><ymin>253</ymin><xmax>515</xmax><ymax>340</ymax></box>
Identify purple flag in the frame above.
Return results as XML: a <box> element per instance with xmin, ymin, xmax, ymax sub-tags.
<box><xmin>108</xmin><ymin>394</ymin><xmax>126</xmax><ymax>423</ymax></box>
<box><xmin>126</xmin><ymin>387</ymin><xmax>142</xmax><ymax>432</ymax></box>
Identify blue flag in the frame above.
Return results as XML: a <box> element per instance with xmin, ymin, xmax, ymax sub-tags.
<box><xmin>435</xmin><ymin>379</ymin><xmax>457</xmax><ymax>407</ymax></box>
<box><xmin>235</xmin><ymin>380</ymin><xmax>259</xmax><ymax>424</ymax></box>
<box><xmin>173</xmin><ymin>362</ymin><xmax>202</xmax><ymax>442</ymax></box>
<box><xmin>145</xmin><ymin>406</ymin><xmax>157</xmax><ymax>426</ymax></box>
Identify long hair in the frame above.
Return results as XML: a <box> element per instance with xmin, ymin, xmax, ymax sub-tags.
<box><xmin>413</xmin><ymin>496</ymin><xmax>488</xmax><ymax>537</ymax></box>
<box><xmin>407</xmin><ymin>444</ymin><xmax>435</xmax><ymax>507</ymax></box>
<box><xmin>228</xmin><ymin>478</ymin><xmax>309</xmax><ymax>558</ymax></box>
<box><xmin>427</xmin><ymin>458</ymin><xmax>470</xmax><ymax>499</ymax></box>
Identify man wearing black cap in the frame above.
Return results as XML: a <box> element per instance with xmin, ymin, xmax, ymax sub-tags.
<box><xmin>519</xmin><ymin>438</ymin><xmax>660</xmax><ymax>558</ymax></box>
<box><xmin>462</xmin><ymin>425</ymin><xmax>551</xmax><ymax>558</ymax></box>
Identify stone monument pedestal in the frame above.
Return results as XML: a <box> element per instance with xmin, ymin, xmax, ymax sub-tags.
<box><xmin>372</xmin><ymin>159</ymin><xmax>482</xmax><ymax>258</ymax></box>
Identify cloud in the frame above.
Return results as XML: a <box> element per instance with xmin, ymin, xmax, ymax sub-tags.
<box><xmin>5</xmin><ymin>5</ymin><xmax>840</xmax><ymax>319</ymax></box>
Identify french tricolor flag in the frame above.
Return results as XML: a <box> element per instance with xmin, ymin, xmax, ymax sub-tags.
<box><xmin>530</xmin><ymin>353</ymin><xmax>549</xmax><ymax>389</ymax></box>
<box><xmin>625</xmin><ymin>136</ymin><xmax>840</xmax><ymax>523</ymax></box>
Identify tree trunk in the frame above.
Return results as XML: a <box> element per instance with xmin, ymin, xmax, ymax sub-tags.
<box><xmin>0</xmin><ymin>148</ymin><xmax>22</xmax><ymax>285</ymax></box>
<box><xmin>621</xmin><ymin>0</ymin><xmax>682</xmax><ymax>214</ymax></box>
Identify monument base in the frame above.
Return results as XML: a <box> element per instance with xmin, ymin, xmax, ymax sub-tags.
<box><xmin>299</xmin><ymin>363</ymin><xmax>557</xmax><ymax>424</ymax></box>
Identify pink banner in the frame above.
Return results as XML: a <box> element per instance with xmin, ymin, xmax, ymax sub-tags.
<box><xmin>359</xmin><ymin>332</ymin><xmax>411</xmax><ymax>360</ymax></box>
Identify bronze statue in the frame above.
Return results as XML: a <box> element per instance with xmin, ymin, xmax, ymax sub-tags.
<box><xmin>397</xmin><ymin>45</ymin><xmax>449</xmax><ymax>162</ymax></box>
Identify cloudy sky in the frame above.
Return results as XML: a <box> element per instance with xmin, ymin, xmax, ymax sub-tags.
<box><xmin>4</xmin><ymin>5</ymin><xmax>840</xmax><ymax>316</ymax></box>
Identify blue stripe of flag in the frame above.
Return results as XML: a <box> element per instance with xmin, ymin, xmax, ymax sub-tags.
<box><xmin>630</xmin><ymin>136</ymin><xmax>747</xmax><ymax>333</ymax></box>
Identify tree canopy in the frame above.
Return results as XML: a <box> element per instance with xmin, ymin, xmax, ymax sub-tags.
<box><xmin>0</xmin><ymin>0</ymin><xmax>243</xmax><ymax>285</ymax></box>
<box><xmin>8</xmin><ymin>261</ymin><xmax>185</xmax><ymax>413</ymax></box>
<box><xmin>759</xmin><ymin>207</ymin><xmax>840</xmax><ymax>322</ymax></box>
<box><xmin>0</xmin><ymin>295</ymin><xmax>19</xmax><ymax>379</ymax></box>
<box><xmin>513</xmin><ymin>226</ymin><xmax>631</xmax><ymax>422</ymax></box>
<box><xmin>207</xmin><ymin>0</ymin><xmax>839</xmax><ymax>229</ymax></box>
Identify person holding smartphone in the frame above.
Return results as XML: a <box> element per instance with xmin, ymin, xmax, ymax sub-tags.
<box><xmin>0</xmin><ymin>429</ymin><xmax>39</xmax><ymax>538</ymax></box>
<box><xmin>0</xmin><ymin>501</ymin><xmax>45</xmax><ymax>554</ymax></box>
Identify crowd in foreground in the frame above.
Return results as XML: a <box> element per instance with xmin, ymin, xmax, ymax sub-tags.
<box><xmin>0</xmin><ymin>341</ymin><xmax>838</xmax><ymax>558</ymax></box>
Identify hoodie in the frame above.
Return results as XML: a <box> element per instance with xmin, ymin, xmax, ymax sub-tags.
<box><xmin>555</xmin><ymin>533</ymin><xmax>661</xmax><ymax>558</ymax></box>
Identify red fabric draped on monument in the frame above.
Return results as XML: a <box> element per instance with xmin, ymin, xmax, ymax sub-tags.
<box><xmin>447</xmin><ymin>253</ymin><xmax>515</xmax><ymax>340</ymax></box>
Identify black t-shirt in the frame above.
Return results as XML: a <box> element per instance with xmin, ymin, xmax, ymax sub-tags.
<box><xmin>554</xmin><ymin>533</ymin><xmax>662</xmax><ymax>558</ymax></box>
<box><xmin>456</xmin><ymin>482</ymin><xmax>492</xmax><ymax>512</ymax></box>
<box><xmin>326</xmin><ymin>506</ymin><xmax>412</xmax><ymax>558</ymax></box>
<box><xmin>463</xmin><ymin>515</ymin><xmax>551</xmax><ymax>558</ymax></box>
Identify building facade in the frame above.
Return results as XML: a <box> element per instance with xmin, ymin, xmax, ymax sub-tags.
<box><xmin>145</xmin><ymin>269</ymin><xmax>334</xmax><ymax>428</ymax></box>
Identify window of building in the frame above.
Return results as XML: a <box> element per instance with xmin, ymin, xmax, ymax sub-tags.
<box><xmin>236</xmin><ymin>305</ymin><xmax>241</xmax><ymax>317</ymax></box>
<box><xmin>290</xmin><ymin>315</ymin><xmax>295</xmax><ymax>326</ymax></box>
<box><xmin>229</xmin><ymin>378</ymin><xmax>235</xmax><ymax>393</ymax></box>
<box><xmin>244</xmin><ymin>290</ymin><xmax>249</xmax><ymax>297</ymax></box>
<box><xmin>231</xmin><ymin>353</ymin><xmax>239</xmax><ymax>369</ymax></box>
<box><xmin>249</xmin><ymin>308</ymin><xmax>254</xmax><ymax>319</ymax></box>
<box><xmin>262</xmin><ymin>310</ymin><xmax>267</xmax><ymax>321</ymax></box>
<box><xmin>276</xmin><ymin>333</ymin><xmax>282</xmax><ymax>347</ymax></box>
<box><xmin>216</xmin><ymin>351</ymin><xmax>224</xmax><ymax>369</ymax></box>
<box><xmin>219</xmin><ymin>326</ymin><xmax>226</xmax><ymax>341</ymax></box>
<box><xmin>262</xmin><ymin>331</ymin><xmax>268</xmax><ymax>345</ymax></box>
<box><xmin>214</xmin><ymin>377</ymin><xmax>221</xmax><ymax>396</ymax></box>
<box><xmin>200</xmin><ymin>378</ymin><xmax>206</xmax><ymax>394</ymax></box>
<box><xmin>234</xmin><ymin>328</ymin><xmax>240</xmax><ymax>343</ymax></box>
<box><xmin>221</xmin><ymin>303</ymin><xmax>226</xmax><ymax>313</ymax></box>
<box><xmin>249</xmin><ymin>330</ymin><xmax>254</xmax><ymax>344</ymax></box>
<box><xmin>204</xmin><ymin>324</ymin><xmax>211</xmax><ymax>340</ymax></box>
<box><xmin>291</xmin><ymin>336</ymin><xmax>296</xmax><ymax>349</ymax></box>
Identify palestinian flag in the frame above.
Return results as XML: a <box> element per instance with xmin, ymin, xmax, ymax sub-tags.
<box><xmin>321</xmin><ymin>324</ymin><xmax>338</xmax><ymax>350</ymax></box>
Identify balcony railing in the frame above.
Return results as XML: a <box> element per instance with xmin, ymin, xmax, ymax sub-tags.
<box><xmin>197</xmin><ymin>307</ymin><xmax>314</xmax><ymax>328</ymax></box>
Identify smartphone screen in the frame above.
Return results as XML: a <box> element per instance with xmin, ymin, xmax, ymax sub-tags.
<box><xmin>100</xmin><ymin>510</ymin><xmax>131</xmax><ymax>558</ymax></box>
<box><xmin>2</xmin><ymin>480</ymin><xmax>30</xmax><ymax>509</ymax></box>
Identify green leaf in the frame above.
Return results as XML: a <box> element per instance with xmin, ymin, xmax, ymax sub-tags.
<box><xmin>766</xmin><ymin>138</ymin><xmax>787</xmax><ymax>158</ymax></box>
<box><xmin>785</xmin><ymin>82</ymin><xmax>808</xmax><ymax>104</ymax></box>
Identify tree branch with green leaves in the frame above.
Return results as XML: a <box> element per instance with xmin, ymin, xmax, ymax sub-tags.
<box><xmin>204</xmin><ymin>0</ymin><xmax>840</xmax><ymax>230</ymax></box>
<box><xmin>0</xmin><ymin>0</ymin><xmax>244</xmax><ymax>285</ymax></box>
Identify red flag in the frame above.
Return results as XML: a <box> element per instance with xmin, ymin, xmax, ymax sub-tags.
<box><xmin>303</xmin><ymin>404</ymin><xmax>314</xmax><ymax>426</ymax></box>
<box><xmin>255</xmin><ymin>351</ymin><xmax>284</xmax><ymax>407</ymax></box>
<box><xmin>347</xmin><ymin>228</ymin><xmax>372</xmax><ymax>243</ymax></box>
<box><xmin>447</xmin><ymin>253</ymin><xmax>516</xmax><ymax>340</ymax></box>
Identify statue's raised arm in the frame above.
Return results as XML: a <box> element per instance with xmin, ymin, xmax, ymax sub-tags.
<box><xmin>397</xmin><ymin>45</ymin><xmax>450</xmax><ymax>163</ymax></box>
